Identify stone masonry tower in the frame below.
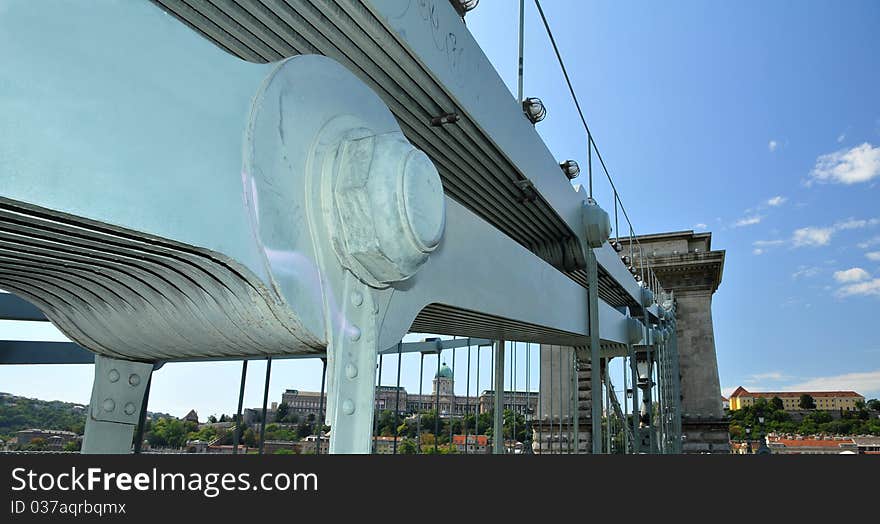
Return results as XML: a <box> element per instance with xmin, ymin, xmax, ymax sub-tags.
<box><xmin>433</xmin><ymin>362</ymin><xmax>454</xmax><ymax>396</ymax></box>
<box><xmin>629</xmin><ymin>230</ymin><xmax>728</xmax><ymax>453</ymax></box>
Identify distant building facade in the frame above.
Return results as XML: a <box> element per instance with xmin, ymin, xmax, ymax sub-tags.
<box><xmin>15</xmin><ymin>429</ymin><xmax>77</xmax><ymax>450</ymax></box>
<box><xmin>452</xmin><ymin>434</ymin><xmax>490</xmax><ymax>454</ymax></box>
<box><xmin>279</xmin><ymin>362</ymin><xmax>537</xmax><ymax>420</ymax></box>
<box><xmin>728</xmin><ymin>386</ymin><xmax>864</xmax><ymax>412</ymax></box>
<box><xmin>766</xmin><ymin>435</ymin><xmax>858</xmax><ymax>454</ymax></box>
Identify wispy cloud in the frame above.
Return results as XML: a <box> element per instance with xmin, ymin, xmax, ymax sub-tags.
<box><xmin>792</xmin><ymin>266</ymin><xmax>821</xmax><ymax>279</ymax></box>
<box><xmin>866</xmin><ymin>251</ymin><xmax>880</xmax><ymax>261</ymax></box>
<box><xmin>755</xmin><ymin>239</ymin><xmax>786</xmax><ymax>248</ymax></box>
<box><xmin>768</xmin><ymin>140</ymin><xmax>778</xmax><ymax>152</ymax></box>
<box><xmin>858</xmin><ymin>236</ymin><xmax>880</xmax><ymax>249</ymax></box>
<box><xmin>734</xmin><ymin>215</ymin><xmax>762</xmax><ymax>228</ymax></box>
<box><xmin>785</xmin><ymin>370</ymin><xmax>880</xmax><ymax>396</ymax></box>
<box><xmin>808</xmin><ymin>142</ymin><xmax>880</xmax><ymax>185</ymax></box>
<box><xmin>837</xmin><ymin>133</ymin><xmax>846</xmax><ymax>143</ymax></box>
<box><xmin>833</xmin><ymin>267</ymin><xmax>871</xmax><ymax>283</ymax></box>
<box><xmin>751</xmin><ymin>239</ymin><xmax>785</xmax><ymax>256</ymax></box>
<box><xmin>836</xmin><ymin>218</ymin><xmax>880</xmax><ymax>230</ymax></box>
<box><xmin>766</xmin><ymin>196</ymin><xmax>787</xmax><ymax>207</ymax></box>
<box><xmin>747</xmin><ymin>371</ymin><xmax>792</xmax><ymax>382</ymax></box>
<box><xmin>693</xmin><ymin>223</ymin><xmax>708</xmax><ymax>230</ymax></box>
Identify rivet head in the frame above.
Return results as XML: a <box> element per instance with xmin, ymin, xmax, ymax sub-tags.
<box><xmin>102</xmin><ymin>398</ymin><xmax>116</xmax><ymax>412</ymax></box>
<box><xmin>124</xmin><ymin>402</ymin><xmax>137</xmax><ymax>415</ymax></box>
<box><xmin>128</xmin><ymin>374</ymin><xmax>141</xmax><ymax>387</ymax></box>
<box><xmin>350</xmin><ymin>326</ymin><xmax>361</xmax><ymax>342</ymax></box>
<box><xmin>345</xmin><ymin>363</ymin><xmax>358</xmax><ymax>379</ymax></box>
<box><xmin>108</xmin><ymin>369</ymin><xmax>120</xmax><ymax>383</ymax></box>
<box><xmin>342</xmin><ymin>399</ymin><xmax>355</xmax><ymax>415</ymax></box>
<box><xmin>351</xmin><ymin>291</ymin><xmax>363</xmax><ymax>307</ymax></box>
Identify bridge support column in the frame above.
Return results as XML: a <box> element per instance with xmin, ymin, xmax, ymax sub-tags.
<box><xmin>82</xmin><ymin>355</ymin><xmax>154</xmax><ymax>454</ymax></box>
<box><xmin>626</xmin><ymin>231</ymin><xmax>729</xmax><ymax>453</ymax></box>
<box><xmin>675</xmin><ymin>291</ymin><xmax>730</xmax><ymax>454</ymax></box>
<box><xmin>534</xmin><ymin>345</ymin><xmax>592</xmax><ymax>453</ymax></box>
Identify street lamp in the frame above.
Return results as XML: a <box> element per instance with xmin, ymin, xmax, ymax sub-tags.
<box><xmin>745</xmin><ymin>425</ymin><xmax>752</xmax><ymax>454</ymax></box>
<box><xmin>756</xmin><ymin>415</ymin><xmax>770</xmax><ymax>454</ymax></box>
<box><xmin>523</xmin><ymin>407</ymin><xmax>534</xmax><ymax>455</ymax></box>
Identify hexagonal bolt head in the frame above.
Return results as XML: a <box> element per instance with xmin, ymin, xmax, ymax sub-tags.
<box><xmin>332</xmin><ymin>132</ymin><xmax>446</xmax><ymax>286</ymax></box>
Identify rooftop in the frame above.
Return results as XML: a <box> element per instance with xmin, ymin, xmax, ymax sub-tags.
<box><xmin>729</xmin><ymin>386</ymin><xmax>863</xmax><ymax>399</ymax></box>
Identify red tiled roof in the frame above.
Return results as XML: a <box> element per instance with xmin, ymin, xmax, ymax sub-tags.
<box><xmin>729</xmin><ymin>387</ymin><xmax>862</xmax><ymax>399</ymax></box>
<box><xmin>452</xmin><ymin>435</ymin><xmax>488</xmax><ymax>446</ymax></box>
<box><xmin>772</xmin><ymin>438</ymin><xmax>855</xmax><ymax>448</ymax></box>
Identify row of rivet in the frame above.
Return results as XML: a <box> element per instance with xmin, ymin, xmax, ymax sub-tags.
<box><xmin>103</xmin><ymin>368</ymin><xmax>141</xmax><ymax>417</ymax></box>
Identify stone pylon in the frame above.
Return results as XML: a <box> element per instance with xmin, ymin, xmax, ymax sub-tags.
<box><xmin>626</xmin><ymin>231</ymin><xmax>729</xmax><ymax>453</ymax></box>
<box><xmin>532</xmin><ymin>345</ymin><xmax>592</xmax><ymax>453</ymax></box>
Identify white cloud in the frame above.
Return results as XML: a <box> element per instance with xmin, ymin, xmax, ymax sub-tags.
<box><xmin>792</xmin><ymin>226</ymin><xmax>833</xmax><ymax>247</ymax></box>
<box><xmin>790</xmin><ymin>219</ymin><xmax>878</xmax><ymax>248</ymax></box>
<box><xmin>836</xmin><ymin>218</ymin><xmax>880</xmax><ymax>230</ymax></box>
<box><xmin>866</xmin><ymin>251</ymin><xmax>880</xmax><ymax>261</ymax></box>
<box><xmin>754</xmin><ymin>239</ymin><xmax>785</xmax><ymax>247</ymax></box>
<box><xmin>837</xmin><ymin>278</ymin><xmax>880</xmax><ymax>297</ymax></box>
<box><xmin>858</xmin><ymin>236</ymin><xmax>880</xmax><ymax>249</ymax></box>
<box><xmin>768</xmin><ymin>140</ymin><xmax>778</xmax><ymax>152</ymax></box>
<box><xmin>791</xmin><ymin>266</ymin><xmax>820</xmax><ymax>279</ymax></box>
<box><xmin>837</xmin><ymin>133</ymin><xmax>846</xmax><ymax>143</ymax></box>
<box><xmin>734</xmin><ymin>215</ymin><xmax>762</xmax><ymax>227</ymax></box>
<box><xmin>693</xmin><ymin>223</ymin><xmax>708</xmax><ymax>230</ymax></box>
<box><xmin>833</xmin><ymin>267</ymin><xmax>871</xmax><ymax>283</ymax></box>
<box><xmin>751</xmin><ymin>239</ymin><xmax>785</xmax><ymax>255</ymax></box>
<box><xmin>809</xmin><ymin>142</ymin><xmax>880</xmax><ymax>185</ymax></box>
<box><xmin>748</xmin><ymin>371</ymin><xmax>791</xmax><ymax>382</ymax></box>
<box><xmin>766</xmin><ymin>196</ymin><xmax>787</xmax><ymax>207</ymax></box>
<box><xmin>785</xmin><ymin>370</ymin><xmax>880</xmax><ymax>396</ymax></box>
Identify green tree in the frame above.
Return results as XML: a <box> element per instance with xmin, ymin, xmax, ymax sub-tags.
<box><xmin>276</xmin><ymin>402</ymin><xmax>289</xmax><ymax>422</ymax></box>
<box><xmin>148</xmin><ymin>418</ymin><xmax>188</xmax><ymax>448</ymax></box>
<box><xmin>398</xmin><ymin>438</ymin><xmax>418</xmax><ymax>454</ymax></box>
<box><xmin>867</xmin><ymin>399</ymin><xmax>880</xmax><ymax>412</ymax></box>
<box><xmin>242</xmin><ymin>428</ymin><xmax>258</xmax><ymax>448</ymax></box>
<box><xmin>376</xmin><ymin>409</ymin><xmax>397</xmax><ymax>436</ymax></box>
<box><xmin>799</xmin><ymin>394</ymin><xmax>816</xmax><ymax>410</ymax></box>
<box><xmin>207</xmin><ymin>415</ymin><xmax>217</xmax><ymax>424</ymax></box>
<box><xmin>25</xmin><ymin>437</ymin><xmax>47</xmax><ymax>451</ymax></box>
<box><xmin>771</xmin><ymin>396</ymin><xmax>784</xmax><ymax>411</ymax></box>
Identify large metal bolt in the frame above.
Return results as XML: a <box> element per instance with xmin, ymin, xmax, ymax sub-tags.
<box><xmin>332</xmin><ymin>132</ymin><xmax>446</xmax><ymax>287</ymax></box>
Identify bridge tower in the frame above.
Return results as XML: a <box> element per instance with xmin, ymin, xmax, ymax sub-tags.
<box><xmin>629</xmin><ymin>231</ymin><xmax>728</xmax><ymax>453</ymax></box>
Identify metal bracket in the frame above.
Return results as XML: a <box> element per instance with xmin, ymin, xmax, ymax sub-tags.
<box><xmin>326</xmin><ymin>274</ymin><xmax>380</xmax><ymax>454</ymax></box>
<box><xmin>81</xmin><ymin>355</ymin><xmax>153</xmax><ymax>454</ymax></box>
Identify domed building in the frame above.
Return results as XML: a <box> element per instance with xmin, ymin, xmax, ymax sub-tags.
<box><xmin>282</xmin><ymin>362</ymin><xmax>537</xmax><ymax>422</ymax></box>
<box><xmin>434</xmin><ymin>362</ymin><xmax>454</xmax><ymax>396</ymax></box>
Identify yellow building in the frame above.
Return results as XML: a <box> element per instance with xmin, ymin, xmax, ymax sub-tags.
<box><xmin>728</xmin><ymin>386</ymin><xmax>863</xmax><ymax>412</ymax></box>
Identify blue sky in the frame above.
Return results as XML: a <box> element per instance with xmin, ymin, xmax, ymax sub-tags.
<box><xmin>1</xmin><ymin>1</ymin><xmax>880</xmax><ymax>417</ymax></box>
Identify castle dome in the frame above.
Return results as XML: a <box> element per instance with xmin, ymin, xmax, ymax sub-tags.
<box><xmin>435</xmin><ymin>363</ymin><xmax>453</xmax><ymax>379</ymax></box>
